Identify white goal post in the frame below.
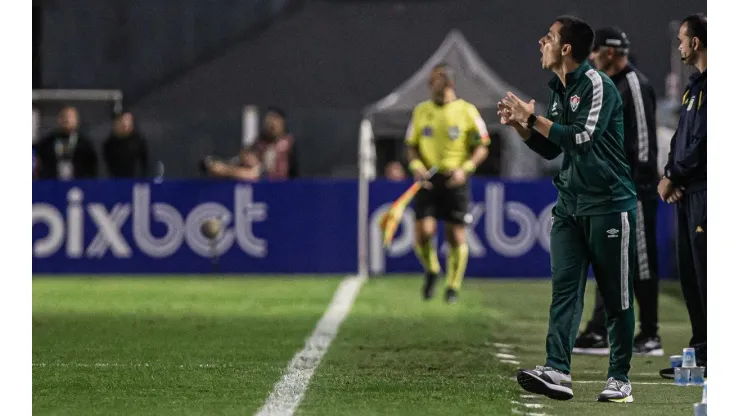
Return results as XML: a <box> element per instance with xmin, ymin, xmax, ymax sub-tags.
<box><xmin>32</xmin><ymin>89</ymin><xmax>124</xmax><ymax>143</ymax></box>
<box><xmin>32</xmin><ymin>89</ymin><xmax>124</xmax><ymax>106</ymax></box>
<box><xmin>357</xmin><ymin>119</ymin><xmax>376</xmax><ymax>279</ymax></box>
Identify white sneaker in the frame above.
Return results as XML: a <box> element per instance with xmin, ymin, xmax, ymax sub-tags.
<box><xmin>597</xmin><ymin>377</ymin><xmax>633</xmax><ymax>403</ymax></box>
<box><xmin>516</xmin><ymin>366</ymin><xmax>574</xmax><ymax>401</ymax></box>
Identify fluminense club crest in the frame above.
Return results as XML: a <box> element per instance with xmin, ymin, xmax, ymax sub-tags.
<box><xmin>569</xmin><ymin>95</ymin><xmax>581</xmax><ymax>111</ymax></box>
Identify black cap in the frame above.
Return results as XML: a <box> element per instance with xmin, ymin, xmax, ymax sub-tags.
<box><xmin>593</xmin><ymin>27</ymin><xmax>630</xmax><ymax>51</ymax></box>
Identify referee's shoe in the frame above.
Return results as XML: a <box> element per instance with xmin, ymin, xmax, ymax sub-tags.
<box><xmin>422</xmin><ymin>272</ymin><xmax>439</xmax><ymax>300</ymax></box>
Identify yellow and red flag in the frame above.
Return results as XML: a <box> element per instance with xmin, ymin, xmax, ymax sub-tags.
<box><xmin>378</xmin><ymin>167</ymin><xmax>437</xmax><ymax>248</ymax></box>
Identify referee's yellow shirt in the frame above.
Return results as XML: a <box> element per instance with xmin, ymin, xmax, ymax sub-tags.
<box><xmin>405</xmin><ymin>99</ymin><xmax>490</xmax><ymax>173</ymax></box>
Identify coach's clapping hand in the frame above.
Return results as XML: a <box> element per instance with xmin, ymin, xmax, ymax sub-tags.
<box><xmin>497</xmin><ymin>102</ymin><xmax>518</xmax><ymax>126</ymax></box>
<box><xmin>501</xmin><ymin>92</ymin><xmax>536</xmax><ymax>124</ymax></box>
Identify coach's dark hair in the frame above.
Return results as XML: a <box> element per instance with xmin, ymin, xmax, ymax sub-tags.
<box><xmin>682</xmin><ymin>13</ymin><xmax>707</xmax><ymax>47</ymax></box>
<box><xmin>555</xmin><ymin>15</ymin><xmax>595</xmax><ymax>63</ymax></box>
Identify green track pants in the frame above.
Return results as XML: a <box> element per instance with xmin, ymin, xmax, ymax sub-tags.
<box><xmin>545</xmin><ymin>209</ymin><xmax>636</xmax><ymax>382</ymax></box>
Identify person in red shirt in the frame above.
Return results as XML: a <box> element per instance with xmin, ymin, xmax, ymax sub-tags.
<box><xmin>251</xmin><ymin>107</ymin><xmax>298</xmax><ymax>180</ymax></box>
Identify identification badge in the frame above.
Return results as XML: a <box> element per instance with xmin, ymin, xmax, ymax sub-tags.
<box><xmin>448</xmin><ymin>126</ymin><xmax>460</xmax><ymax>140</ymax></box>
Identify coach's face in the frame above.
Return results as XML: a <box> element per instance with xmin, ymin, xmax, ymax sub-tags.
<box><xmin>539</xmin><ymin>22</ymin><xmax>563</xmax><ymax>70</ymax></box>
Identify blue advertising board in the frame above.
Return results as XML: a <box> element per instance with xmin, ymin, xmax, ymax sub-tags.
<box><xmin>367</xmin><ymin>180</ymin><xmax>676</xmax><ymax>278</ymax></box>
<box><xmin>33</xmin><ymin>179</ymin><xmax>677</xmax><ymax>277</ymax></box>
<box><xmin>32</xmin><ymin>180</ymin><xmax>358</xmax><ymax>274</ymax></box>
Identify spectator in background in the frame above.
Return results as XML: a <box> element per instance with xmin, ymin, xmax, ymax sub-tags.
<box><xmin>33</xmin><ymin>106</ymin><xmax>98</xmax><ymax>180</ymax></box>
<box><xmin>204</xmin><ymin>146</ymin><xmax>263</xmax><ymax>181</ymax></box>
<box><xmin>384</xmin><ymin>161</ymin><xmax>406</xmax><ymax>181</ymax></box>
<box><xmin>252</xmin><ymin>106</ymin><xmax>298</xmax><ymax>179</ymax></box>
<box><xmin>103</xmin><ymin>112</ymin><xmax>149</xmax><ymax>178</ymax></box>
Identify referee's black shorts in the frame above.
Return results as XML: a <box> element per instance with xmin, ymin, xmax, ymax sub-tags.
<box><xmin>412</xmin><ymin>173</ymin><xmax>471</xmax><ymax>225</ymax></box>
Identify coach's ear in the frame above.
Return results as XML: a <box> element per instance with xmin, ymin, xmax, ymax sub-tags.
<box><xmin>561</xmin><ymin>43</ymin><xmax>572</xmax><ymax>57</ymax></box>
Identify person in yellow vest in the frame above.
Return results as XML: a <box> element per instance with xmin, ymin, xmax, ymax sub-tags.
<box><xmin>405</xmin><ymin>63</ymin><xmax>491</xmax><ymax>303</ymax></box>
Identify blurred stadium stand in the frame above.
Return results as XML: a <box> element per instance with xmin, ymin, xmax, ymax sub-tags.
<box><xmin>34</xmin><ymin>0</ymin><xmax>703</xmax><ymax>178</ymax></box>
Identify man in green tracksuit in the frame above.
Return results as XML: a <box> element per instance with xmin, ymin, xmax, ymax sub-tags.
<box><xmin>498</xmin><ymin>16</ymin><xmax>637</xmax><ymax>403</ymax></box>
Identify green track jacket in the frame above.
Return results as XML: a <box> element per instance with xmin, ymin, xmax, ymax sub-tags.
<box><xmin>525</xmin><ymin>61</ymin><xmax>637</xmax><ymax>216</ymax></box>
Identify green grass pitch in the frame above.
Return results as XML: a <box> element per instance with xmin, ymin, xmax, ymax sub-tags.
<box><xmin>33</xmin><ymin>275</ymin><xmax>703</xmax><ymax>415</ymax></box>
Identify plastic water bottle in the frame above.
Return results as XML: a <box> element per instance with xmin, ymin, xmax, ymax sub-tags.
<box><xmin>690</xmin><ymin>366</ymin><xmax>706</xmax><ymax>385</ymax></box>
<box><xmin>694</xmin><ymin>380</ymin><xmax>708</xmax><ymax>416</ymax></box>
<box><xmin>682</xmin><ymin>347</ymin><xmax>697</xmax><ymax>368</ymax></box>
<box><xmin>670</xmin><ymin>355</ymin><xmax>683</xmax><ymax>368</ymax></box>
<box><xmin>675</xmin><ymin>367</ymin><xmax>690</xmax><ymax>386</ymax></box>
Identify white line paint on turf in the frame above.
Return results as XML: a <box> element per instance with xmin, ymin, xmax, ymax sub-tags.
<box><xmin>511</xmin><ymin>401</ymin><xmax>546</xmax><ymax>409</ymax></box>
<box><xmin>255</xmin><ymin>275</ymin><xmax>366</xmax><ymax>416</ymax></box>
<box><xmin>574</xmin><ymin>380</ymin><xmax>674</xmax><ymax>385</ymax></box>
<box><xmin>33</xmin><ymin>363</ymin><xmax>143</xmax><ymax>368</ymax></box>
<box><xmin>496</xmin><ymin>353</ymin><xmax>518</xmax><ymax>359</ymax></box>
<box><xmin>33</xmin><ymin>363</ymin><xmax>237</xmax><ymax>368</ymax></box>
<box><xmin>493</xmin><ymin>343</ymin><xmax>549</xmax><ymax>415</ymax></box>
<box><xmin>511</xmin><ymin>408</ymin><xmax>549</xmax><ymax>416</ymax></box>
<box><xmin>580</xmin><ymin>370</ymin><xmax>657</xmax><ymax>377</ymax></box>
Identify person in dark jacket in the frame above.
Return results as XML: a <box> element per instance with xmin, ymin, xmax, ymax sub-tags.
<box><xmin>573</xmin><ymin>27</ymin><xmax>662</xmax><ymax>357</ymax></box>
<box><xmin>499</xmin><ymin>16</ymin><xmax>637</xmax><ymax>403</ymax></box>
<box><xmin>33</xmin><ymin>106</ymin><xmax>98</xmax><ymax>180</ymax></box>
<box><xmin>103</xmin><ymin>112</ymin><xmax>149</xmax><ymax>178</ymax></box>
<box><xmin>657</xmin><ymin>13</ymin><xmax>707</xmax><ymax>379</ymax></box>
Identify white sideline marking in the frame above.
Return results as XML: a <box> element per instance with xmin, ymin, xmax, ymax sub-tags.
<box><xmin>511</xmin><ymin>401</ymin><xmax>546</xmax><ymax>409</ymax></box>
<box><xmin>32</xmin><ymin>363</ymin><xmax>230</xmax><ymax>368</ymax></box>
<box><xmin>496</xmin><ymin>353</ymin><xmax>518</xmax><ymax>359</ymax></box>
<box><xmin>520</xmin><ymin>394</ymin><xmax>540</xmax><ymax>399</ymax></box>
<box><xmin>511</xmin><ymin>408</ymin><xmax>549</xmax><ymax>416</ymax></box>
<box><xmin>255</xmin><ymin>275</ymin><xmax>366</xmax><ymax>416</ymax></box>
<box><xmin>494</xmin><ymin>343</ymin><xmax>514</xmax><ymax>348</ymax></box>
<box><xmin>574</xmin><ymin>380</ymin><xmax>674</xmax><ymax>385</ymax></box>
<box><xmin>501</xmin><ymin>359</ymin><xmax>521</xmax><ymax>365</ymax></box>
<box><xmin>33</xmin><ymin>363</ymin><xmax>139</xmax><ymax>368</ymax></box>
<box><xmin>580</xmin><ymin>370</ymin><xmax>657</xmax><ymax>377</ymax></box>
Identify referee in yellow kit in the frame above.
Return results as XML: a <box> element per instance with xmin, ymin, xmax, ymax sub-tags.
<box><xmin>406</xmin><ymin>63</ymin><xmax>491</xmax><ymax>303</ymax></box>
